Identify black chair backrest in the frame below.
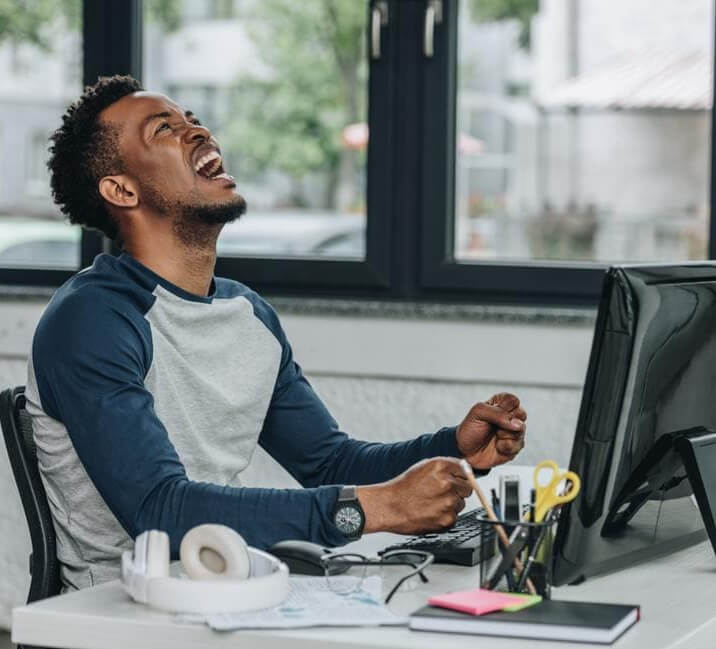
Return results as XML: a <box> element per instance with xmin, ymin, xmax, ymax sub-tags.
<box><xmin>0</xmin><ymin>386</ymin><xmax>61</xmax><ymax>603</ymax></box>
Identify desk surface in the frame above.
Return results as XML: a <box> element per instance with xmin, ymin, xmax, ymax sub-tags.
<box><xmin>12</xmin><ymin>467</ymin><xmax>716</xmax><ymax>649</ymax></box>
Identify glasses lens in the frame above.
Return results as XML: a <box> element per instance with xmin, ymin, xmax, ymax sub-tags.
<box><xmin>324</xmin><ymin>554</ymin><xmax>367</xmax><ymax>595</ymax></box>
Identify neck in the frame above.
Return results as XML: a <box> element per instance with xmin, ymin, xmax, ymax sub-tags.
<box><xmin>124</xmin><ymin>224</ymin><xmax>222</xmax><ymax>297</ymax></box>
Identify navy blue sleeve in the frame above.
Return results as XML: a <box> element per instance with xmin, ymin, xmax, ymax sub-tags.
<box><xmin>32</xmin><ymin>290</ymin><xmax>346</xmax><ymax>552</ymax></box>
<box><xmin>251</xmin><ymin>295</ymin><xmax>467</xmax><ymax>488</ymax></box>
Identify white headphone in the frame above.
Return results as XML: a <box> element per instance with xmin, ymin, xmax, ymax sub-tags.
<box><xmin>121</xmin><ymin>524</ymin><xmax>289</xmax><ymax>614</ymax></box>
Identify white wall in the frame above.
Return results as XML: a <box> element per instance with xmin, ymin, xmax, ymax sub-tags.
<box><xmin>240</xmin><ymin>309</ymin><xmax>593</xmax><ymax>488</ymax></box>
<box><xmin>0</xmin><ymin>297</ymin><xmax>595</xmax><ymax>626</ymax></box>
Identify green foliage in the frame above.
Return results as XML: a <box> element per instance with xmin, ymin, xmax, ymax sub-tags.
<box><xmin>468</xmin><ymin>0</ymin><xmax>539</xmax><ymax>49</ymax></box>
<box><xmin>0</xmin><ymin>0</ymin><xmax>181</xmax><ymax>50</ymax></box>
<box><xmin>0</xmin><ymin>0</ymin><xmax>79</xmax><ymax>49</ymax></box>
<box><xmin>221</xmin><ymin>0</ymin><xmax>367</xmax><ymax>185</ymax></box>
<box><xmin>146</xmin><ymin>0</ymin><xmax>182</xmax><ymax>33</ymax></box>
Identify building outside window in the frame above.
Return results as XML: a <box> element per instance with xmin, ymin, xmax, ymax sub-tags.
<box><xmin>144</xmin><ymin>0</ymin><xmax>369</xmax><ymax>260</ymax></box>
<box><xmin>0</xmin><ymin>2</ymin><xmax>82</xmax><ymax>269</ymax></box>
<box><xmin>0</xmin><ymin>0</ymin><xmax>711</xmax><ymax>298</ymax></box>
<box><xmin>455</xmin><ymin>0</ymin><xmax>711</xmax><ymax>264</ymax></box>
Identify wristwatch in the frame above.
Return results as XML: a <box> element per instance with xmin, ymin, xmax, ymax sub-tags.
<box><xmin>333</xmin><ymin>486</ymin><xmax>365</xmax><ymax>540</ymax></box>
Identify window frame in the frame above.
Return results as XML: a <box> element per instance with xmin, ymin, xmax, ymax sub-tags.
<box><xmin>419</xmin><ymin>0</ymin><xmax>647</xmax><ymax>306</ymax></box>
<box><xmin>0</xmin><ymin>0</ymin><xmax>141</xmax><ymax>287</ymax></box>
<box><xmin>212</xmin><ymin>1</ymin><xmax>395</xmax><ymax>297</ymax></box>
<box><xmin>0</xmin><ymin>0</ymin><xmax>713</xmax><ymax>307</ymax></box>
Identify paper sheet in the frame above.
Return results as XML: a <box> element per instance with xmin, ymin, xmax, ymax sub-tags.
<box><xmin>179</xmin><ymin>576</ymin><xmax>407</xmax><ymax>630</ymax></box>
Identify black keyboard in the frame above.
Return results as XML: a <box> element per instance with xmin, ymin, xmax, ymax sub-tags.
<box><xmin>379</xmin><ymin>508</ymin><xmax>496</xmax><ymax>566</ymax></box>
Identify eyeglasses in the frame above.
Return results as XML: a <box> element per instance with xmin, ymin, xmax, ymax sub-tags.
<box><xmin>321</xmin><ymin>550</ymin><xmax>434</xmax><ymax>604</ymax></box>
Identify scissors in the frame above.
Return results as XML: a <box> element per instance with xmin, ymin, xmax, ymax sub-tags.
<box><xmin>533</xmin><ymin>460</ymin><xmax>581</xmax><ymax>522</ymax></box>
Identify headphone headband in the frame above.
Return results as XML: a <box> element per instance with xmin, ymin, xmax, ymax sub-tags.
<box><xmin>145</xmin><ymin>548</ymin><xmax>289</xmax><ymax>614</ymax></box>
<box><xmin>122</xmin><ymin>530</ymin><xmax>290</xmax><ymax>614</ymax></box>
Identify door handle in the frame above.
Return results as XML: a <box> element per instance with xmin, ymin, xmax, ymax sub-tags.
<box><xmin>424</xmin><ymin>0</ymin><xmax>443</xmax><ymax>58</ymax></box>
<box><xmin>371</xmin><ymin>1</ymin><xmax>389</xmax><ymax>59</ymax></box>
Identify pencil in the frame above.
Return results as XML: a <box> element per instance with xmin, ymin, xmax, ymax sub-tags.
<box><xmin>460</xmin><ymin>459</ymin><xmax>536</xmax><ymax>595</ymax></box>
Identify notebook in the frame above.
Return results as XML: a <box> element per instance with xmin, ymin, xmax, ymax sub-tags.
<box><xmin>410</xmin><ymin>599</ymin><xmax>640</xmax><ymax>644</ymax></box>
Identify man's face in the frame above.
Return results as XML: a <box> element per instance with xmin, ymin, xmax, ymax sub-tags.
<box><xmin>100</xmin><ymin>91</ymin><xmax>245</xmax><ymax>225</ymax></box>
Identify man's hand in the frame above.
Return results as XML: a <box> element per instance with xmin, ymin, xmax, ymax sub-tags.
<box><xmin>456</xmin><ymin>393</ymin><xmax>527</xmax><ymax>470</ymax></box>
<box><xmin>357</xmin><ymin>457</ymin><xmax>472</xmax><ymax>534</ymax></box>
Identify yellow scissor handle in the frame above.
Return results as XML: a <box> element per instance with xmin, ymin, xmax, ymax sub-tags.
<box><xmin>533</xmin><ymin>460</ymin><xmax>581</xmax><ymax>523</ymax></box>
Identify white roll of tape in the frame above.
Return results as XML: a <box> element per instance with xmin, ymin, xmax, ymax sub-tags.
<box><xmin>179</xmin><ymin>524</ymin><xmax>250</xmax><ymax>580</ymax></box>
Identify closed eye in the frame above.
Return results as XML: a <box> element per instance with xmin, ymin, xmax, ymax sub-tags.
<box><xmin>155</xmin><ymin>122</ymin><xmax>171</xmax><ymax>134</ymax></box>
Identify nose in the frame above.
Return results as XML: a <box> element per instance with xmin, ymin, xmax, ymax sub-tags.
<box><xmin>183</xmin><ymin>122</ymin><xmax>212</xmax><ymax>143</ymax></box>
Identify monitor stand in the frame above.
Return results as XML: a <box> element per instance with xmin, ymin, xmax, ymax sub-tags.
<box><xmin>603</xmin><ymin>427</ymin><xmax>716</xmax><ymax>559</ymax></box>
<box><xmin>675</xmin><ymin>429</ymin><xmax>716</xmax><ymax>557</ymax></box>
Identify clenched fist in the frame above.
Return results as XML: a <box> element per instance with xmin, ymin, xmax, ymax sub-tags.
<box><xmin>358</xmin><ymin>457</ymin><xmax>472</xmax><ymax>534</ymax></box>
<box><xmin>456</xmin><ymin>392</ymin><xmax>527</xmax><ymax>469</ymax></box>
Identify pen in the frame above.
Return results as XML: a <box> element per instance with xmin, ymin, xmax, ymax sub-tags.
<box><xmin>517</xmin><ymin>503</ymin><xmax>561</xmax><ymax>592</ymax></box>
<box><xmin>459</xmin><ymin>460</ymin><xmax>536</xmax><ymax>595</ymax></box>
<box><xmin>517</xmin><ymin>484</ymin><xmax>570</xmax><ymax>592</ymax></box>
<box><xmin>517</xmin><ymin>522</ymin><xmax>548</xmax><ymax>592</ymax></box>
<box><xmin>528</xmin><ymin>488</ymin><xmax>536</xmax><ymax>550</ymax></box>
<box><xmin>491</xmin><ymin>488</ymin><xmax>500</xmax><ymax>516</ymax></box>
<box><xmin>491</xmin><ymin>489</ymin><xmax>517</xmax><ymax>591</ymax></box>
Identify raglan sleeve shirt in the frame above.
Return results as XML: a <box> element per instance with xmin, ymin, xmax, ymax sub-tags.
<box><xmin>32</xmin><ymin>283</ymin><xmax>466</xmax><ymax>556</ymax></box>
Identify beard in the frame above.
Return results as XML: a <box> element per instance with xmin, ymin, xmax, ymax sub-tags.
<box><xmin>140</xmin><ymin>180</ymin><xmax>247</xmax><ymax>248</ymax></box>
<box><xmin>173</xmin><ymin>195</ymin><xmax>246</xmax><ymax>247</ymax></box>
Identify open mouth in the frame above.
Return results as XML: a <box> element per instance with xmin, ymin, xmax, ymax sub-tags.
<box><xmin>193</xmin><ymin>150</ymin><xmax>234</xmax><ymax>183</ymax></box>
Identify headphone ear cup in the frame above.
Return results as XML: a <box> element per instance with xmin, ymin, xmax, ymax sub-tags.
<box><xmin>180</xmin><ymin>524</ymin><xmax>250</xmax><ymax>580</ymax></box>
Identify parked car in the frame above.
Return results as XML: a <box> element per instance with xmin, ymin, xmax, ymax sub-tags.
<box><xmin>0</xmin><ymin>211</ymin><xmax>366</xmax><ymax>269</ymax></box>
<box><xmin>217</xmin><ymin>211</ymin><xmax>365</xmax><ymax>259</ymax></box>
<box><xmin>0</xmin><ymin>217</ymin><xmax>80</xmax><ymax>269</ymax></box>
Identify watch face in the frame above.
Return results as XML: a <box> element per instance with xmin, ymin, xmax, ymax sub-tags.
<box><xmin>335</xmin><ymin>505</ymin><xmax>363</xmax><ymax>535</ymax></box>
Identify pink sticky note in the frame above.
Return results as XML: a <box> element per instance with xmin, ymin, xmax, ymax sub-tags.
<box><xmin>428</xmin><ymin>589</ymin><xmax>527</xmax><ymax>616</ymax></box>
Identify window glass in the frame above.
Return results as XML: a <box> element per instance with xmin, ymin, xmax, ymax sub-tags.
<box><xmin>0</xmin><ymin>1</ymin><xmax>82</xmax><ymax>269</ymax></box>
<box><xmin>455</xmin><ymin>0</ymin><xmax>712</xmax><ymax>263</ymax></box>
<box><xmin>144</xmin><ymin>0</ymin><xmax>368</xmax><ymax>260</ymax></box>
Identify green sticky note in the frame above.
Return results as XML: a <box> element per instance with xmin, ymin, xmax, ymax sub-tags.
<box><xmin>501</xmin><ymin>594</ymin><xmax>543</xmax><ymax>612</ymax></box>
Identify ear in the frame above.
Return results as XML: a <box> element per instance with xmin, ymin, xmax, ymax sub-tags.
<box><xmin>98</xmin><ymin>175</ymin><xmax>138</xmax><ymax>209</ymax></box>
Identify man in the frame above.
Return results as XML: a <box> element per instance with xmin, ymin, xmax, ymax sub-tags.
<box><xmin>27</xmin><ymin>76</ymin><xmax>527</xmax><ymax>590</ymax></box>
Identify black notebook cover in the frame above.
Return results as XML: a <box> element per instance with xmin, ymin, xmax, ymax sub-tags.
<box><xmin>410</xmin><ymin>599</ymin><xmax>640</xmax><ymax>644</ymax></box>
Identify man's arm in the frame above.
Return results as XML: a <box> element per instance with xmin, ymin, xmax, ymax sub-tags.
<box><xmin>254</xmin><ymin>293</ymin><xmax>525</xmax><ymax>486</ymax></box>
<box><xmin>257</xmin><ymin>348</ymin><xmax>464</xmax><ymax>486</ymax></box>
<box><xmin>31</xmin><ymin>292</ymin><xmax>347</xmax><ymax>552</ymax></box>
<box><xmin>251</xmin><ymin>293</ymin><xmax>527</xmax><ymax>535</ymax></box>
<box><xmin>252</xmin><ymin>296</ymin><xmax>466</xmax><ymax>487</ymax></box>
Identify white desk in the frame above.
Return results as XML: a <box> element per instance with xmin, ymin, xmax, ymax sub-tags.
<box><xmin>12</xmin><ymin>467</ymin><xmax>716</xmax><ymax>649</ymax></box>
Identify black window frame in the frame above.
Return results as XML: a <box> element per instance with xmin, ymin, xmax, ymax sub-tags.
<box><xmin>0</xmin><ymin>0</ymin><xmax>714</xmax><ymax>308</ymax></box>
<box><xmin>213</xmin><ymin>0</ymin><xmax>395</xmax><ymax>298</ymax></box>
<box><xmin>0</xmin><ymin>0</ymin><xmax>141</xmax><ymax>288</ymax></box>
<box><xmin>419</xmin><ymin>0</ymin><xmax>716</xmax><ymax>306</ymax></box>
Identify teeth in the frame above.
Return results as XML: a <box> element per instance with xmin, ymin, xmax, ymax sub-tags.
<box><xmin>213</xmin><ymin>172</ymin><xmax>234</xmax><ymax>181</ymax></box>
<box><xmin>194</xmin><ymin>150</ymin><xmax>221</xmax><ymax>173</ymax></box>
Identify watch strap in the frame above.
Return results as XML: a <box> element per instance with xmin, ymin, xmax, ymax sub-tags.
<box><xmin>338</xmin><ymin>485</ymin><xmax>357</xmax><ymax>501</ymax></box>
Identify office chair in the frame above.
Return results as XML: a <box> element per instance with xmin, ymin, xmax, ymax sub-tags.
<box><xmin>0</xmin><ymin>386</ymin><xmax>61</xmax><ymax>611</ymax></box>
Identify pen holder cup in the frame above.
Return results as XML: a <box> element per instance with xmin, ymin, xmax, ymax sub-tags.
<box><xmin>477</xmin><ymin>517</ymin><xmax>558</xmax><ymax>599</ymax></box>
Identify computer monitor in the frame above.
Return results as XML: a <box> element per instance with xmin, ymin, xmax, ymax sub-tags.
<box><xmin>552</xmin><ymin>263</ymin><xmax>716</xmax><ymax>586</ymax></box>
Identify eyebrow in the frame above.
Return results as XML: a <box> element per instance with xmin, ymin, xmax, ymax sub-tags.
<box><xmin>142</xmin><ymin>110</ymin><xmax>198</xmax><ymax>128</ymax></box>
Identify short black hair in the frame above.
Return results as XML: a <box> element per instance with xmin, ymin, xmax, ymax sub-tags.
<box><xmin>48</xmin><ymin>75</ymin><xmax>143</xmax><ymax>240</ymax></box>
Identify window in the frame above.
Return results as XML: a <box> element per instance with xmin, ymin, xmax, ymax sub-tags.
<box><xmin>0</xmin><ymin>0</ymin><xmax>712</xmax><ymax>305</ymax></box>
<box><xmin>453</xmin><ymin>0</ymin><xmax>711</xmax><ymax>265</ymax></box>
<box><xmin>0</xmin><ymin>1</ymin><xmax>83</xmax><ymax>272</ymax></box>
<box><xmin>25</xmin><ymin>131</ymin><xmax>51</xmax><ymax>198</ymax></box>
<box><xmin>422</xmin><ymin>0</ymin><xmax>715</xmax><ymax>304</ymax></box>
<box><xmin>144</xmin><ymin>0</ymin><xmax>370</xmax><ymax>261</ymax></box>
